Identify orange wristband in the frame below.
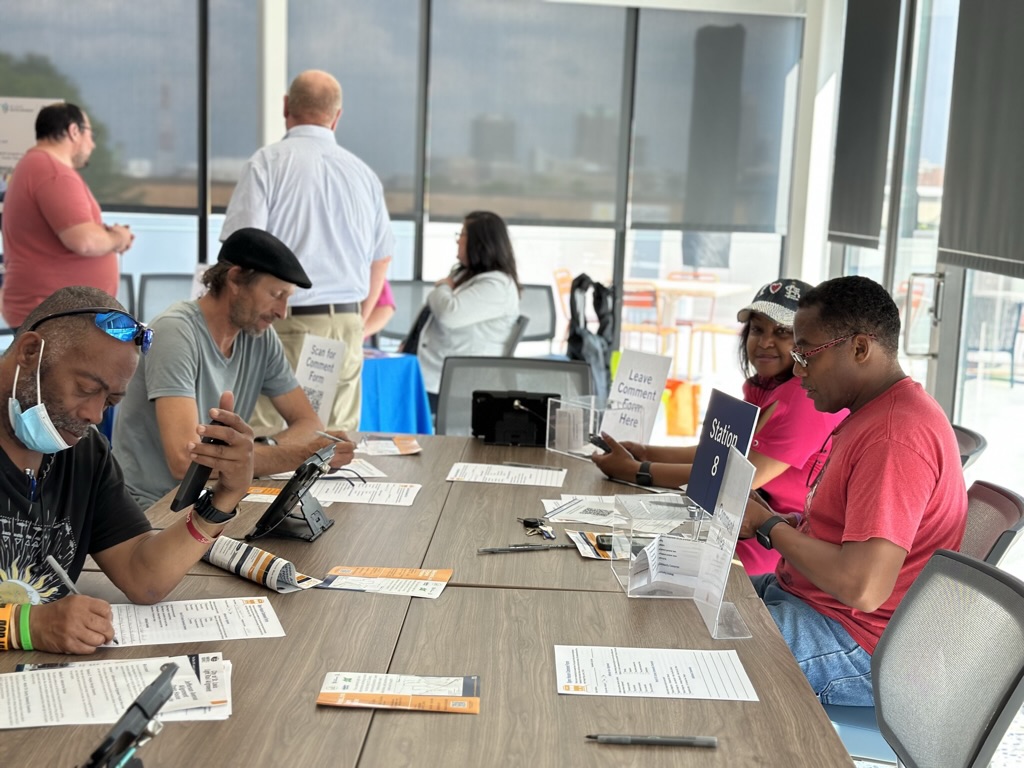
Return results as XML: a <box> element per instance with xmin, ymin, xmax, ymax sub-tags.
<box><xmin>0</xmin><ymin>604</ymin><xmax>13</xmax><ymax>651</ymax></box>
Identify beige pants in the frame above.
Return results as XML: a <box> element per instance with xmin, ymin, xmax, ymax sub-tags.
<box><xmin>251</xmin><ymin>310</ymin><xmax>364</xmax><ymax>432</ymax></box>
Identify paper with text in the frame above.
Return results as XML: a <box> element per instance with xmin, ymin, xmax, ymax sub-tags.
<box><xmin>446</xmin><ymin>462</ymin><xmax>567</xmax><ymax>487</ymax></box>
<box><xmin>203</xmin><ymin>536</ymin><xmax>322</xmax><ymax>593</ymax></box>
<box><xmin>356</xmin><ymin>436</ymin><xmax>422</xmax><ymax>455</ymax></box>
<box><xmin>307</xmin><ymin>480</ymin><xmax>421</xmax><ymax>506</ymax></box>
<box><xmin>318</xmin><ymin>672</ymin><xmax>480</xmax><ymax>714</ymax></box>
<box><xmin>105</xmin><ymin>597</ymin><xmax>285</xmax><ymax>646</ymax></box>
<box><xmin>603</xmin><ymin>350</ymin><xmax>671</xmax><ymax>444</ymax></box>
<box><xmin>318</xmin><ymin>566</ymin><xmax>452</xmax><ymax>599</ymax></box>
<box><xmin>296</xmin><ymin>334</ymin><xmax>346</xmax><ymax>426</ymax></box>
<box><xmin>268</xmin><ymin>458</ymin><xmax>386</xmax><ymax>480</ymax></box>
<box><xmin>554</xmin><ymin>645</ymin><xmax>757</xmax><ymax>701</ymax></box>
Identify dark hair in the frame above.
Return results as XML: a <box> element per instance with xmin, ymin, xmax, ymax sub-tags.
<box><xmin>201</xmin><ymin>262</ymin><xmax>262</xmax><ymax>297</ymax></box>
<box><xmin>9</xmin><ymin>286</ymin><xmax>127</xmax><ymax>359</ymax></box>
<box><xmin>737</xmin><ymin>312</ymin><xmax>795</xmax><ymax>385</ymax></box>
<box><xmin>799</xmin><ymin>275</ymin><xmax>901</xmax><ymax>355</ymax></box>
<box><xmin>35</xmin><ymin>103</ymin><xmax>86</xmax><ymax>142</ymax></box>
<box><xmin>457</xmin><ymin>211</ymin><xmax>521</xmax><ymax>292</ymax></box>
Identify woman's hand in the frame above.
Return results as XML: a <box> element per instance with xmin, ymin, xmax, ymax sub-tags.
<box><xmin>590</xmin><ymin>432</ymin><xmax>641</xmax><ymax>481</ymax></box>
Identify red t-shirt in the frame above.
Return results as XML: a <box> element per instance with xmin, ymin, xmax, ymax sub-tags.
<box><xmin>737</xmin><ymin>376</ymin><xmax>848</xmax><ymax>575</ymax></box>
<box><xmin>775</xmin><ymin>377</ymin><xmax>967</xmax><ymax>654</ymax></box>
<box><xmin>2</xmin><ymin>148</ymin><xmax>118</xmax><ymax>326</ymax></box>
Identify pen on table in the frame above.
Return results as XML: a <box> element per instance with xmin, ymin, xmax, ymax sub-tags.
<box><xmin>46</xmin><ymin>555</ymin><xmax>120</xmax><ymax>645</ymax></box>
<box><xmin>585</xmin><ymin>734</ymin><xmax>718</xmax><ymax>748</ymax></box>
<box><xmin>478</xmin><ymin>543</ymin><xmax>575</xmax><ymax>554</ymax></box>
<box><xmin>502</xmin><ymin>461</ymin><xmax>552</xmax><ymax>470</ymax></box>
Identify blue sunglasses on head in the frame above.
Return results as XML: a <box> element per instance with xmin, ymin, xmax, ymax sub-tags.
<box><xmin>28</xmin><ymin>306</ymin><xmax>154</xmax><ymax>354</ymax></box>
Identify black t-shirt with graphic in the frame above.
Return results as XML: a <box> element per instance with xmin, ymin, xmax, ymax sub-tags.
<box><xmin>0</xmin><ymin>429</ymin><xmax>152</xmax><ymax>604</ymax></box>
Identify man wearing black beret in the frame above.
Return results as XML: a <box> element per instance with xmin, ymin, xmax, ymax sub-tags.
<box><xmin>113</xmin><ymin>228</ymin><xmax>354</xmax><ymax>508</ymax></box>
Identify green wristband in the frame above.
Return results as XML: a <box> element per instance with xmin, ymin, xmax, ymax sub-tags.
<box><xmin>19</xmin><ymin>604</ymin><xmax>32</xmax><ymax>652</ymax></box>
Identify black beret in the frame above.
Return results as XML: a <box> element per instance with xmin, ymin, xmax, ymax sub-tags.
<box><xmin>217</xmin><ymin>228</ymin><xmax>312</xmax><ymax>289</ymax></box>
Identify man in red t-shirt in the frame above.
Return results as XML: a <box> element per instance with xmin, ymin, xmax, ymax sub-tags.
<box><xmin>1</xmin><ymin>102</ymin><xmax>135</xmax><ymax>328</ymax></box>
<box><xmin>742</xmin><ymin>275</ymin><xmax>967</xmax><ymax>706</ymax></box>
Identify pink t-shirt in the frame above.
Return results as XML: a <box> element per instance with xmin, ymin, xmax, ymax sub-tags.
<box><xmin>376</xmin><ymin>280</ymin><xmax>395</xmax><ymax>309</ymax></box>
<box><xmin>2</xmin><ymin>148</ymin><xmax>117</xmax><ymax>326</ymax></box>
<box><xmin>736</xmin><ymin>376</ymin><xmax>848</xmax><ymax>575</ymax></box>
<box><xmin>775</xmin><ymin>377</ymin><xmax>967</xmax><ymax>654</ymax></box>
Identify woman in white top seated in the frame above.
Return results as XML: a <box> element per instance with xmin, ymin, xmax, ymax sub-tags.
<box><xmin>418</xmin><ymin>210</ymin><xmax>521</xmax><ymax>412</ymax></box>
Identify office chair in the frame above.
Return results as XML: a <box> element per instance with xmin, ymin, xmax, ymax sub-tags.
<box><xmin>503</xmin><ymin>315</ymin><xmax>530</xmax><ymax>356</ymax></box>
<box><xmin>378</xmin><ymin>280</ymin><xmax>434</xmax><ymax>348</ymax></box>
<box><xmin>874</xmin><ymin>550</ymin><xmax>1024</xmax><ymax>768</ymax></box>
<box><xmin>435</xmin><ymin>356</ymin><xmax>592</xmax><ymax>436</ymax></box>
<box><xmin>117</xmin><ymin>274</ymin><xmax>136</xmax><ymax>317</ymax></box>
<box><xmin>827</xmin><ymin>482</ymin><xmax>1024</xmax><ymax>764</ymax></box>
<box><xmin>137</xmin><ymin>273</ymin><xmax>195</xmax><ymax>324</ymax></box>
<box><xmin>518</xmin><ymin>284</ymin><xmax>557</xmax><ymax>351</ymax></box>
<box><xmin>951</xmin><ymin>423</ymin><xmax>988</xmax><ymax>470</ymax></box>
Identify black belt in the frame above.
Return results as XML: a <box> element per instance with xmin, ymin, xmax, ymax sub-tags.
<box><xmin>290</xmin><ymin>302</ymin><xmax>360</xmax><ymax>316</ymax></box>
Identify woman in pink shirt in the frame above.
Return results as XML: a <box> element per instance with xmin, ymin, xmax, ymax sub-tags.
<box><xmin>592</xmin><ymin>279</ymin><xmax>847</xmax><ymax>574</ymax></box>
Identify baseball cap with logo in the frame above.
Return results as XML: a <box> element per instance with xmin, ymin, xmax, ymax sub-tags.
<box><xmin>736</xmin><ymin>278</ymin><xmax>814</xmax><ymax>328</ymax></box>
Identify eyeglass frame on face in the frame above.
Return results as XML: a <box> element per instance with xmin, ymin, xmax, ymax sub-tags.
<box><xmin>790</xmin><ymin>332</ymin><xmax>876</xmax><ymax>368</ymax></box>
<box><xmin>27</xmin><ymin>307</ymin><xmax>154</xmax><ymax>355</ymax></box>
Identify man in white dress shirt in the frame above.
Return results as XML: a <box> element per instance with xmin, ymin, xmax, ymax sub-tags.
<box><xmin>220</xmin><ymin>69</ymin><xmax>394</xmax><ymax>431</ymax></box>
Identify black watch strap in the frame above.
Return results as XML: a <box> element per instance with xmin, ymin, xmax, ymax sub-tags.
<box><xmin>193</xmin><ymin>489</ymin><xmax>238</xmax><ymax>524</ymax></box>
<box><xmin>635</xmin><ymin>461</ymin><xmax>653</xmax><ymax>487</ymax></box>
<box><xmin>756</xmin><ymin>516</ymin><xmax>788</xmax><ymax>550</ymax></box>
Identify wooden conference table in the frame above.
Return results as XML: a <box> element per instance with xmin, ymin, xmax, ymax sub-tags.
<box><xmin>0</xmin><ymin>437</ymin><xmax>852</xmax><ymax>768</ymax></box>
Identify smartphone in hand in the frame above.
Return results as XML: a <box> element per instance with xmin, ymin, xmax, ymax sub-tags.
<box><xmin>170</xmin><ymin>420</ymin><xmax>227</xmax><ymax>511</ymax></box>
<box><xmin>589</xmin><ymin>433</ymin><xmax>612</xmax><ymax>454</ymax></box>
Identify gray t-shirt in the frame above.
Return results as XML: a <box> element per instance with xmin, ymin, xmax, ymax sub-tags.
<box><xmin>113</xmin><ymin>300</ymin><xmax>298</xmax><ymax>507</ymax></box>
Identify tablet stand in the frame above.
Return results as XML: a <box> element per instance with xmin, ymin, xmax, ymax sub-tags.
<box><xmin>272</xmin><ymin>490</ymin><xmax>334</xmax><ymax>542</ymax></box>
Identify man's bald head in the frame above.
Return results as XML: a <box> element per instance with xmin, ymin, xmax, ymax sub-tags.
<box><xmin>286</xmin><ymin>70</ymin><xmax>342</xmax><ymax>127</ymax></box>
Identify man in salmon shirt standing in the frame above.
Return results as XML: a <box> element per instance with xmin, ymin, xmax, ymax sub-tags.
<box><xmin>2</xmin><ymin>102</ymin><xmax>134</xmax><ymax>329</ymax></box>
<box><xmin>741</xmin><ymin>275</ymin><xmax>967</xmax><ymax>706</ymax></box>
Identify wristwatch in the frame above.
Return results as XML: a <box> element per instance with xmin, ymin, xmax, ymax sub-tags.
<box><xmin>635</xmin><ymin>461</ymin><xmax>653</xmax><ymax>487</ymax></box>
<box><xmin>192</xmin><ymin>489</ymin><xmax>238</xmax><ymax>525</ymax></box>
<box><xmin>755</xmin><ymin>516</ymin><xmax>788</xmax><ymax>550</ymax></box>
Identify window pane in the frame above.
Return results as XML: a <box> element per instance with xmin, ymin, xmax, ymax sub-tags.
<box><xmin>632</xmin><ymin>11</ymin><xmax>802</xmax><ymax>231</ymax></box>
<box><xmin>288</xmin><ymin>0</ymin><xmax>420</xmax><ymax>216</ymax></box>
<box><xmin>210</xmin><ymin>0</ymin><xmax>260</xmax><ymax>208</ymax></box>
<box><xmin>0</xmin><ymin>1</ymin><xmax>198</xmax><ymax>209</ymax></box>
<box><xmin>428</xmin><ymin>0</ymin><xmax>626</xmax><ymax>222</ymax></box>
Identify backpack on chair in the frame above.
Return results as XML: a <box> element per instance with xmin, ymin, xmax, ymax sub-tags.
<box><xmin>566</xmin><ymin>273</ymin><xmax>614</xmax><ymax>403</ymax></box>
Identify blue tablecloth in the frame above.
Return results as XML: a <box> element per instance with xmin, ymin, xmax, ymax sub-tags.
<box><xmin>360</xmin><ymin>352</ymin><xmax>434</xmax><ymax>435</ymax></box>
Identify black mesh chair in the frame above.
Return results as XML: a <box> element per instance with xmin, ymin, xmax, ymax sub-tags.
<box><xmin>138</xmin><ymin>273</ymin><xmax>194</xmax><ymax>324</ymax></box>
<box><xmin>518</xmin><ymin>284</ymin><xmax>557</xmax><ymax>351</ymax></box>
<box><xmin>503</xmin><ymin>315</ymin><xmax>530</xmax><ymax>356</ymax></box>
<box><xmin>435</xmin><ymin>356</ymin><xmax>592</xmax><ymax>436</ymax></box>
<box><xmin>873</xmin><ymin>550</ymin><xmax>1024</xmax><ymax>767</ymax></box>
<box><xmin>378</xmin><ymin>280</ymin><xmax>435</xmax><ymax>349</ymax></box>
<box><xmin>952</xmin><ymin>423</ymin><xmax>988</xmax><ymax>470</ymax></box>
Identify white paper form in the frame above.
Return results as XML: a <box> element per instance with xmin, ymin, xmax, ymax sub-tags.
<box><xmin>541</xmin><ymin>495</ymin><xmax>616</xmax><ymax>514</ymax></box>
<box><xmin>106</xmin><ymin>597</ymin><xmax>285</xmax><ymax>647</ymax></box>
<box><xmin>307</xmin><ymin>480</ymin><xmax>421</xmax><ymax>506</ymax></box>
<box><xmin>628</xmin><ymin>536</ymin><xmax>704</xmax><ymax>596</ymax></box>
<box><xmin>554</xmin><ymin>645</ymin><xmax>757</xmax><ymax>701</ymax></box>
<box><xmin>446</xmin><ymin>462</ymin><xmax>567</xmax><ymax>488</ymax></box>
<box><xmin>356</xmin><ymin>436</ymin><xmax>422</xmax><ymax>455</ymax></box>
<box><xmin>544</xmin><ymin>497</ymin><xmax>625</xmax><ymax>527</ymax></box>
<box><xmin>0</xmin><ymin>656</ymin><xmax>214</xmax><ymax>729</ymax></box>
<box><xmin>268</xmin><ymin>458</ymin><xmax>386</xmax><ymax>480</ymax></box>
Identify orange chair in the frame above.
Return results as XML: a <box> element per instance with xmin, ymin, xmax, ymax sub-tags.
<box><xmin>620</xmin><ymin>281</ymin><xmax>679</xmax><ymax>373</ymax></box>
<box><xmin>666</xmin><ymin>271</ymin><xmax>737</xmax><ymax>378</ymax></box>
<box><xmin>553</xmin><ymin>268</ymin><xmax>575</xmax><ymax>347</ymax></box>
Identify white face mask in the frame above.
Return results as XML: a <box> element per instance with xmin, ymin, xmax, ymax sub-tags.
<box><xmin>7</xmin><ymin>338</ymin><xmax>72</xmax><ymax>454</ymax></box>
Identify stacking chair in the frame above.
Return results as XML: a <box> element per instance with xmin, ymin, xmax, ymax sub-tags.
<box><xmin>503</xmin><ymin>315</ymin><xmax>530</xmax><ymax>356</ymax></box>
<box><xmin>620</xmin><ymin>281</ymin><xmax>678</xmax><ymax>365</ymax></box>
<box><xmin>137</xmin><ymin>273</ymin><xmax>194</xmax><ymax>324</ymax></box>
<box><xmin>827</xmin><ymin>479</ymin><xmax>1024</xmax><ymax>763</ymax></box>
<box><xmin>951</xmin><ymin>423</ymin><xmax>988</xmax><ymax>470</ymax></box>
<box><xmin>871</xmin><ymin>550</ymin><xmax>1024</xmax><ymax>767</ymax></box>
<box><xmin>435</xmin><ymin>356</ymin><xmax>592</xmax><ymax>436</ymax></box>
<box><xmin>378</xmin><ymin>280</ymin><xmax>434</xmax><ymax>348</ymax></box>
<box><xmin>518</xmin><ymin>284</ymin><xmax>557</xmax><ymax>351</ymax></box>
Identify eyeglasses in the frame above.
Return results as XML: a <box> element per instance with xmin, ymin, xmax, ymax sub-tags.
<box><xmin>28</xmin><ymin>307</ymin><xmax>154</xmax><ymax>355</ymax></box>
<box><xmin>789</xmin><ymin>332</ymin><xmax>874</xmax><ymax>367</ymax></box>
<box><xmin>454</xmin><ymin>229</ymin><xmax>463</xmax><ymax>243</ymax></box>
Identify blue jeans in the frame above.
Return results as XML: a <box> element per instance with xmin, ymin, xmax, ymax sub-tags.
<box><xmin>751</xmin><ymin>574</ymin><xmax>874</xmax><ymax>706</ymax></box>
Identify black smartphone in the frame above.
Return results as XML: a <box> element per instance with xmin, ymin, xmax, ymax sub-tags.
<box><xmin>595</xmin><ymin>534</ymin><xmax>614</xmax><ymax>551</ymax></box>
<box><xmin>170</xmin><ymin>420</ymin><xmax>227</xmax><ymax>512</ymax></box>
<box><xmin>589</xmin><ymin>433</ymin><xmax>611</xmax><ymax>453</ymax></box>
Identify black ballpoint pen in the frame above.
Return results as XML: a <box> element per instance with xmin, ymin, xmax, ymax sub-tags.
<box><xmin>478</xmin><ymin>543</ymin><xmax>575</xmax><ymax>554</ymax></box>
<box><xmin>585</xmin><ymin>734</ymin><xmax>718</xmax><ymax>748</ymax></box>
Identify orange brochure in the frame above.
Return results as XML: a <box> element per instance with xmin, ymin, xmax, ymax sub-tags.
<box><xmin>317</xmin><ymin>672</ymin><xmax>480</xmax><ymax>714</ymax></box>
